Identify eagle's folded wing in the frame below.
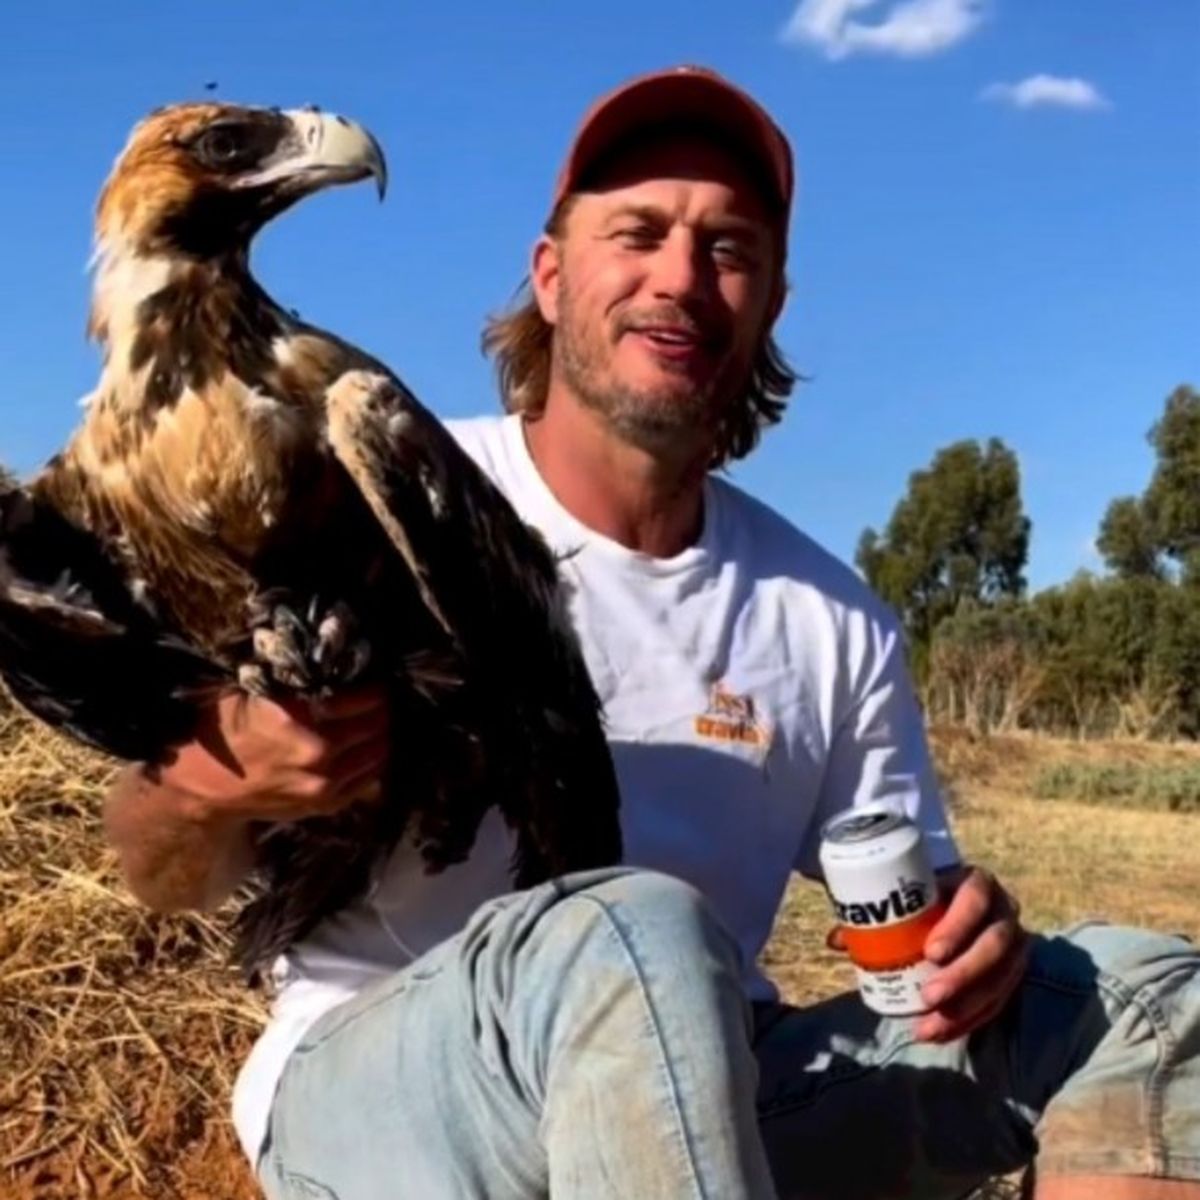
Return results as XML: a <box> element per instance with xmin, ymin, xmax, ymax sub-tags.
<box><xmin>0</xmin><ymin>487</ymin><xmax>221</xmax><ymax>760</ymax></box>
<box><xmin>324</xmin><ymin>369</ymin><xmax>623</xmax><ymax>880</ymax></box>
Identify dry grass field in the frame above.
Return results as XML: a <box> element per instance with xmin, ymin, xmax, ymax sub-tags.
<box><xmin>2</xmin><ymin>702</ymin><xmax>1197</xmax><ymax>1199</ymax></box>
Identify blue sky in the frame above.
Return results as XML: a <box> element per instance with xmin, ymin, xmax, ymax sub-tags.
<box><xmin>2</xmin><ymin>1</ymin><xmax>1196</xmax><ymax>591</ymax></box>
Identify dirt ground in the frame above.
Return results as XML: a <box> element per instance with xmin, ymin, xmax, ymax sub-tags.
<box><xmin>3</xmin><ymin>718</ymin><xmax>1198</xmax><ymax>1199</ymax></box>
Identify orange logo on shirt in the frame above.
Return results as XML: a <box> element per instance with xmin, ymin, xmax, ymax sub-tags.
<box><xmin>694</xmin><ymin>682</ymin><xmax>771</xmax><ymax>747</ymax></box>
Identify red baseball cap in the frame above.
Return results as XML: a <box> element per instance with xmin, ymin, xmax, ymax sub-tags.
<box><xmin>553</xmin><ymin>66</ymin><xmax>795</xmax><ymax>220</ymax></box>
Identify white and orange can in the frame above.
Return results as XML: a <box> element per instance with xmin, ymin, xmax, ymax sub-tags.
<box><xmin>819</xmin><ymin>805</ymin><xmax>948</xmax><ymax>1016</ymax></box>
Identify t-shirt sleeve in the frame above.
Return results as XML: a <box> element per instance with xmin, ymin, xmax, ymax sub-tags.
<box><xmin>793</xmin><ymin>616</ymin><xmax>961</xmax><ymax>881</ymax></box>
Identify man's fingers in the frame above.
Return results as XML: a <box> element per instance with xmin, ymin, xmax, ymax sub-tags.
<box><xmin>926</xmin><ymin>867</ymin><xmax>998</xmax><ymax>964</ymax></box>
<box><xmin>923</xmin><ymin>914</ymin><xmax>1024</xmax><ymax>1008</ymax></box>
<box><xmin>918</xmin><ymin>939</ymin><xmax>1028</xmax><ymax>1041</ymax></box>
<box><xmin>891</xmin><ymin>865</ymin><xmax>1030</xmax><ymax>1043</ymax></box>
<box><xmin>302</xmin><ymin>719</ymin><xmax>388</xmax><ymax>772</ymax></box>
<box><xmin>269</xmin><ymin>691</ymin><xmax>390</xmax><ymax>771</ymax></box>
<box><xmin>916</xmin><ymin>928</ymin><xmax>1030</xmax><ymax>1042</ymax></box>
<box><xmin>284</xmin><ymin>766</ymin><xmax>385</xmax><ymax>819</ymax></box>
<box><xmin>315</xmin><ymin>736</ymin><xmax>389</xmax><ymax>808</ymax></box>
<box><xmin>332</xmin><ymin>751</ymin><xmax>388</xmax><ymax>801</ymax></box>
<box><xmin>916</xmin><ymin>988</ymin><xmax>1010</xmax><ymax>1044</ymax></box>
<box><xmin>327</xmin><ymin>723</ymin><xmax>389</xmax><ymax>775</ymax></box>
<box><xmin>307</xmin><ymin>686</ymin><xmax>390</xmax><ymax>723</ymax></box>
<box><xmin>934</xmin><ymin>929</ymin><xmax>1028</xmax><ymax>1018</ymax></box>
<box><xmin>330</xmin><ymin>771</ymin><xmax>385</xmax><ymax>811</ymax></box>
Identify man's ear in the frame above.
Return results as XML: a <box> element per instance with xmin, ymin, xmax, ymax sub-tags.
<box><xmin>530</xmin><ymin>235</ymin><xmax>562</xmax><ymax>325</ymax></box>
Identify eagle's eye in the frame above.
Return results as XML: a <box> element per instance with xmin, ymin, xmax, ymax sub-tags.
<box><xmin>191</xmin><ymin>122</ymin><xmax>261</xmax><ymax>172</ymax></box>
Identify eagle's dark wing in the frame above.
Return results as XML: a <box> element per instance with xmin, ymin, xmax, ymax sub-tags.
<box><xmin>0</xmin><ymin>487</ymin><xmax>221</xmax><ymax>760</ymax></box>
<box><xmin>325</xmin><ymin>369</ymin><xmax>623</xmax><ymax>882</ymax></box>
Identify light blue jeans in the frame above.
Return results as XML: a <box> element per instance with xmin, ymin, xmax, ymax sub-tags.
<box><xmin>258</xmin><ymin>868</ymin><xmax>1200</xmax><ymax>1199</ymax></box>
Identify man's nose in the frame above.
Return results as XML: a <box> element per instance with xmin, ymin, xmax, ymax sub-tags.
<box><xmin>648</xmin><ymin>230</ymin><xmax>715</xmax><ymax>303</ymax></box>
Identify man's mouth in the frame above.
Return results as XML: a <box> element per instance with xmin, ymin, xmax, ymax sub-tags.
<box><xmin>642</xmin><ymin>325</ymin><xmax>697</xmax><ymax>344</ymax></box>
<box><xmin>630</xmin><ymin>324</ymin><xmax>713</xmax><ymax>363</ymax></box>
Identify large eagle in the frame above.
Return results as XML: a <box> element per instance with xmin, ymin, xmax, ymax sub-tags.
<box><xmin>0</xmin><ymin>102</ymin><xmax>621</xmax><ymax>972</ymax></box>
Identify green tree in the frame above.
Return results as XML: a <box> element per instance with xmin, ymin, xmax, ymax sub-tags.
<box><xmin>1074</xmin><ymin>384</ymin><xmax>1200</xmax><ymax>738</ymax></box>
<box><xmin>1098</xmin><ymin>385</ymin><xmax>1200</xmax><ymax>581</ymax></box>
<box><xmin>1030</xmin><ymin>573</ymin><xmax>1163</xmax><ymax>736</ymax></box>
<box><xmin>1148</xmin><ymin>583</ymin><xmax>1200</xmax><ymax>738</ymax></box>
<box><xmin>857</xmin><ymin>438</ymin><xmax>1031</xmax><ymax>651</ymax></box>
<box><xmin>1097</xmin><ymin>496</ymin><xmax>1162</xmax><ymax>579</ymax></box>
<box><xmin>927</xmin><ymin>599</ymin><xmax>1046</xmax><ymax>733</ymax></box>
<box><xmin>1144</xmin><ymin>384</ymin><xmax>1200</xmax><ymax>570</ymax></box>
<box><xmin>1183</xmin><ymin>552</ymin><xmax>1200</xmax><ymax>590</ymax></box>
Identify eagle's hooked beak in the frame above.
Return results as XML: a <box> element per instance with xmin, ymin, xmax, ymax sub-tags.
<box><xmin>234</xmin><ymin>108</ymin><xmax>388</xmax><ymax>200</ymax></box>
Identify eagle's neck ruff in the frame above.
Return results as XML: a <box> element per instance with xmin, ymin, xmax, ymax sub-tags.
<box><xmin>89</xmin><ymin>238</ymin><xmax>174</xmax><ymax>347</ymax></box>
<box><xmin>86</xmin><ymin>235</ymin><xmax>271</xmax><ymax>413</ymax></box>
<box><xmin>88</xmin><ymin>235</ymin><xmax>255</xmax><ymax>345</ymax></box>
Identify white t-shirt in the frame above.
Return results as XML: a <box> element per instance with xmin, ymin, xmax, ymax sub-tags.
<box><xmin>232</xmin><ymin>413</ymin><xmax>959</xmax><ymax>1163</ymax></box>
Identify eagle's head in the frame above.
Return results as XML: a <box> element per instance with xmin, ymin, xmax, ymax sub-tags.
<box><xmin>94</xmin><ymin>102</ymin><xmax>387</xmax><ymax>258</ymax></box>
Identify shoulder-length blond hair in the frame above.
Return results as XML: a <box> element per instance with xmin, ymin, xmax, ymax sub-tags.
<box><xmin>481</xmin><ymin>199</ymin><xmax>799</xmax><ymax>469</ymax></box>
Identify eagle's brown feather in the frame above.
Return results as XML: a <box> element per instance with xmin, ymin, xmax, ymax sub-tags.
<box><xmin>0</xmin><ymin>101</ymin><xmax>622</xmax><ymax>972</ymax></box>
<box><xmin>93</xmin><ymin>104</ymin><xmax>250</xmax><ymax>260</ymax></box>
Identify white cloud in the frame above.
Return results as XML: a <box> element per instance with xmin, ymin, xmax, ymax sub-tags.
<box><xmin>980</xmin><ymin>74</ymin><xmax>1111</xmax><ymax>111</ymax></box>
<box><xmin>781</xmin><ymin>0</ymin><xmax>986</xmax><ymax>60</ymax></box>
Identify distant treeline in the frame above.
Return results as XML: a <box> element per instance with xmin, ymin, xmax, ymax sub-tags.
<box><xmin>858</xmin><ymin>384</ymin><xmax>1200</xmax><ymax>740</ymax></box>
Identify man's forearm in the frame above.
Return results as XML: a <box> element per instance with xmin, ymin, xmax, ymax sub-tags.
<box><xmin>103</xmin><ymin>766</ymin><xmax>255</xmax><ymax>912</ymax></box>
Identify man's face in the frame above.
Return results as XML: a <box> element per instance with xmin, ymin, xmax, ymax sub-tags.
<box><xmin>532</xmin><ymin>133</ymin><xmax>782</xmax><ymax>458</ymax></box>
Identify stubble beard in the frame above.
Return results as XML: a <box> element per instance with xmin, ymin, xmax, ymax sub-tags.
<box><xmin>553</xmin><ymin>283</ymin><xmax>742</xmax><ymax>459</ymax></box>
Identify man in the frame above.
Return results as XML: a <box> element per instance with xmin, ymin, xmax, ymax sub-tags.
<box><xmin>104</xmin><ymin>67</ymin><xmax>1200</xmax><ymax>1199</ymax></box>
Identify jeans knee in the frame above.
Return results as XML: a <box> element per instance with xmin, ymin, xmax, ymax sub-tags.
<box><xmin>560</xmin><ymin>868</ymin><xmax>744</xmax><ymax>980</ymax></box>
<box><xmin>1035</xmin><ymin>922</ymin><xmax>1199</xmax><ymax>1006</ymax></box>
<box><xmin>472</xmin><ymin>870</ymin><xmax>758</xmax><ymax>1140</ymax></box>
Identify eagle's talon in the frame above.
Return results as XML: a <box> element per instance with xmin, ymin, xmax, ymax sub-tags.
<box><xmin>237</xmin><ymin>663</ymin><xmax>272</xmax><ymax>696</ymax></box>
<box><xmin>271</xmin><ymin>604</ymin><xmax>310</xmax><ymax>643</ymax></box>
<box><xmin>314</xmin><ymin>609</ymin><xmax>347</xmax><ymax>661</ymax></box>
<box><xmin>312</xmin><ymin>601</ymin><xmax>371</xmax><ymax>683</ymax></box>
<box><xmin>249</xmin><ymin>599</ymin><xmax>369</xmax><ymax>689</ymax></box>
<box><xmin>252</xmin><ymin>624</ymin><xmax>312</xmax><ymax>689</ymax></box>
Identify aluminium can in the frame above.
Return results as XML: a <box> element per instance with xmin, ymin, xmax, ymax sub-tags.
<box><xmin>818</xmin><ymin>804</ymin><xmax>947</xmax><ymax>1016</ymax></box>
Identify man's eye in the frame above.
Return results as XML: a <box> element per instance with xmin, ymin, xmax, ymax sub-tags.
<box><xmin>712</xmin><ymin>238</ymin><xmax>754</xmax><ymax>267</ymax></box>
<box><xmin>615</xmin><ymin>226</ymin><xmax>659</xmax><ymax>248</ymax></box>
